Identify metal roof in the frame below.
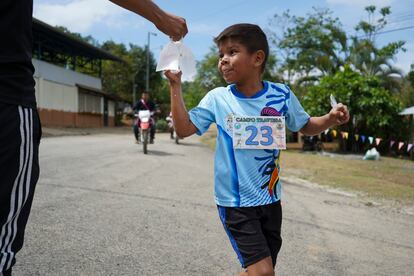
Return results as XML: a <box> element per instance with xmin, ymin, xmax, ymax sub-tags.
<box><xmin>399</xmin><ymin>106</ymin><xmax>414</xmax><ymax>116</ymax></box>
<box><xmin>33</xmin><ymin>18</ymin><xmax>123</xmax><ymax>62</ymax></box>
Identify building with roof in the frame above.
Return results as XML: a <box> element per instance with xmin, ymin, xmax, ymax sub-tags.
<box><xmin>33</xmin><ymin>18</ymin><xmax>125</xmax><ymax>127</ymax></box>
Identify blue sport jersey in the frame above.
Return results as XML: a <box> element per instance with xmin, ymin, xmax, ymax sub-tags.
<box><xmin>189</xmin><ymin>81</ymin><xmax>310</xmax><ymax>207</ymax></box>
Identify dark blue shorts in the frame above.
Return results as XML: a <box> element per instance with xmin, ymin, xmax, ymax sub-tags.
<box><xmin>217</xmin><ymin>201</ymin><xmax>282</xmax><ymax>268</ymax></box>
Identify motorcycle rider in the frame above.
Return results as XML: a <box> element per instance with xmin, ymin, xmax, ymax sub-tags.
<box><xmin>133</xmin><ymin>91</ymin><xmax>159</xmax><ymax>144</ymax></box>
<box><xmin>166</xmin><ymin>111</ymin><xmax>174</xmax><ymax>139</ymax></box>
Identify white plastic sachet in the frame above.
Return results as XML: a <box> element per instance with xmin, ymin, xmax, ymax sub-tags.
<box><xmin>156</xmin><ymin>40</ymin><xmax>196</xmax><ymax>82</ymax></box>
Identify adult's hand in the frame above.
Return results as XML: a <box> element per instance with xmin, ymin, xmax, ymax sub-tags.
<box><xmin>110</xmin><ymin>0</ymin><xmax>187</xmax><ymax>40</ymax></box>
<box><xmin>154</xmin><ymin>12</ymin><xmax>187</xmax><ymax>41</ymax></box>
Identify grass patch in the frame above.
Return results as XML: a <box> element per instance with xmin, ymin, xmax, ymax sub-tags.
<box><xmin>282</xmin><ymin>151</ymin><xmax>414</xmax><ymax>204</ymax></box>
<box><xmin>200</xmin><ymin>126</ymin><xmax>414</xmax><ymax>205</ymax></box>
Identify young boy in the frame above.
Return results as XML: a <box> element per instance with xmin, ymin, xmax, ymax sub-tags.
<box><xmin>164</xmin><ymin>23</ymin><xmax>349</xmax><ymax>276</ymax></box>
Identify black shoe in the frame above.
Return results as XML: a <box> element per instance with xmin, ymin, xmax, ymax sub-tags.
<box><xmin>150</xmin><ymin>139</ymin><xmax>154</xmax><ymax>144</ymax></box>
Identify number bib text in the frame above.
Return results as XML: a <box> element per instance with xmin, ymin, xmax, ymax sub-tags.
<box><xmin>232</xmin><ymin>116</ymin><xmax>286</xmax><ymax>150</ymax></box>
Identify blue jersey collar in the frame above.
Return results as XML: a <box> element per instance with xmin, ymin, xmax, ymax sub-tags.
<box><xmin>230</xmin><ymin>81</ymin><xmax>268</xmax><ymax>99</ymax></box>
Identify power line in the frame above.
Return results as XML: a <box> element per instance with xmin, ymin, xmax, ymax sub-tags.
<box><xmin>356</xmin><ymin>24</ymin><xmax>414</xmax><ymax>38</ymax></box>
<box><xmin>341</xmin><ymin>10</ymin><xmax>414</xmax><ymax>33</ymax></box>
<box><xmin>388</xmin><ymin>16</ymin><xmax>414</xmax><ymax>22</ymax></box>
<box><xmin>268</xmin><ymin>23</ymin><xmax>413</xmax><ymax>45</ymax></box>
<box><xmin>387</xmin><ymin>10</ymin><xmax>414</xmax><ymax>19</ymax></box>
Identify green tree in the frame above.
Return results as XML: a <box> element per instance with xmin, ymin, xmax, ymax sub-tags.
<box><xmin>101</xmin><ymin>41</ymin><xmax>162</xmax><ymax>103</ymax></box>
<box><xmin>302</xmin><ymin>66</ymin><xmax>406</xmax><ymax>151</ymax></box>
<box><xmin>101</xmin><ymin>41</ymin><xmax>132</xmax><ymax>100</ymax></box>
<box><xmin>182</xmin><ymin>81</ymin><xmax>206</xmax><ymax>110</ymax></box>
<box><xmin>194</xmin><ymin>46</ymin><xmax>227</xmax><ymax>92</ymax></box>
<box><xmin>129</xmin><ymin>44</ymin><xmax>161</xmax><ymax>96</ymax></box>
<box><xmin>268</xmin><ymin>8</ymin><xmax>347</xmax><ymax>83</ymax></box>
<box><xmin>399</xmin><ymin>64</ymin><xmax>414</xmax><ymax>107</ymax></box>
<box><xmin>349</xmin><ymin>6</ymin><xmax>405</xmax><ymax>92</ymax></box>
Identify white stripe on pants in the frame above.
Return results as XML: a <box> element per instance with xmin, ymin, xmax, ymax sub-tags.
<box><xmin>0</xmin><ymin>107</ymin><xmax>33</xmax><ymax>272</ymax></box>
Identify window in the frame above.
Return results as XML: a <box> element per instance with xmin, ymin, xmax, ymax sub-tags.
<box><xmin>78</xmin><ymin>92</ymin><xmax>101</xmax><ymax>114</ymax></box>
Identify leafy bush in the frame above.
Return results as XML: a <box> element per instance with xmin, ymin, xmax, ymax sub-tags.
<box><xmin>156</xmin><ymin>119</ymin><xmax>169</xmax><ymax>132</ymax></box>
<box><xmin>302</xmin><ymin>65</ymin><xmax>408</xmax><ymax>152</ymax></box>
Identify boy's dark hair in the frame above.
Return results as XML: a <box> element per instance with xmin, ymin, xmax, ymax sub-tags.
<box><xmin>214</xmin><ymin>23</ymin><xmax>269</xmax><ymax>72</ymax></box>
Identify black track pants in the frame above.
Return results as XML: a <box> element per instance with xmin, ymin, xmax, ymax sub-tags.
<box><xmin>0</xmin><ymin>103</ymin><xmax>41</xmax><ymax>274</ymax></box>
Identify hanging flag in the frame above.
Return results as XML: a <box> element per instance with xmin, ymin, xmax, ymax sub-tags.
<box><xmin>331</xmin><ymin>129</ymin><xmax>337</xmax><ymax>138</ymax></box>
<box><xmin>407</xmin><ymin>144</ymin><xmax>413</xmax><ymax>152</ymax></box>
<box><xmin>344</xmin><ymin>132</ymin><xmax>349</xmax><ymax>139</ymax></box>
<box><xmin>360</xmin><ymin>135</ymin><xmax>366</xmax><ymax>143</ymax></box>
<box><xmin>341</xmin><ymin>131</ymin><xmax>349</xmax><ymax>139</ymax></box>
<box><xmin>368</xmin><ymin>136</ymin><xmax>374</xmax><ymax>144</ymax></box>
<box><xmin>390</xmin><ymin>140</ymin><xmax>395</xmax><ymax>148</ymax></box>
<box><xmin>355</xmin><ymin>134</ymin><xmax>359</xmax><ymax>141</ymax></box>
<box><xmin>324</xmin><ymin>129</ymin><xmax>330</xmax><ymax>135</ymax></box>
<box><xmin>398</xmin><ymin>142</ymin><xmax>404</xmax><ymax>150</ymax></box>
<box><xmin>376</xmin><ymin>138</ymin><xmax>382</xmax><ymax>146</ymax></box>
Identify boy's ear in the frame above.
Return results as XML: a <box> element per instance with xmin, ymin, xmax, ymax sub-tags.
<box><xmin>253</xmin><ymin>50</ymin><xmax>265</xmax><ymax>69</ymax></box>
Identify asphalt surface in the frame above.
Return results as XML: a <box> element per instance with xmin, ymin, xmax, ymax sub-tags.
<box><xmin>12</xmin><ymin>131</ymin><xmax>414</xmax><ymax>275</ymax></box>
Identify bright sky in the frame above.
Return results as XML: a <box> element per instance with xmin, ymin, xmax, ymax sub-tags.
<box><xmin>33</xmin><ymin>0</ymin><xmax>414</xmax><ymax>74</ymax></box>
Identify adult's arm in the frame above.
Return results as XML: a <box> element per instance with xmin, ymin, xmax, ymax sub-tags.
<box><xmin>109</xmin><ymin>0</ymin><xmax>187</xmax><ymax>40</ymax></box>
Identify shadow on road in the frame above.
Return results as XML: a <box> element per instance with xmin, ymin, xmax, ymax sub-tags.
<box><xmin>175</xmin><ymin>141</ymin><xmax>208</xmax><ymax>148</ymax></box>
<box><xmin>147</xmin><ymin>150</ymin><xmax>176</xmax><ymax>156</ymax></box>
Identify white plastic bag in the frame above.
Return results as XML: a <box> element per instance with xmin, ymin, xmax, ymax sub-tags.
<box><xmin>363</xmin><ymin>147</ymin><xmax>380</xmax><ymax>160</ymax></box>
<box><xmin>156</xmin><ymin>40</ymin><xmax>196</xmax><ymax>82</ymax></box>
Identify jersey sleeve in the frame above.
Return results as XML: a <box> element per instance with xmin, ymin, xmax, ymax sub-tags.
<box><xmin>188</xmin><ymin>91</ymin><xmax>216</xmax><ymax>135</ymax></box>
<box><xmin>285</xmin><ymin>88</ymin><xmax>310</xmax><ymax>132</ymax></box>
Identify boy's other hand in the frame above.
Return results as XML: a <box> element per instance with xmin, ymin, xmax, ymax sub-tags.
<box><xmin>329</xmin><ymin>103</ymin><xmax>350</xmax><ymax>126</ymax></box>
<box><xmin>164</xmin><ymin>70</ymin><xmax>182</xmax><ymax>86</ymax></box>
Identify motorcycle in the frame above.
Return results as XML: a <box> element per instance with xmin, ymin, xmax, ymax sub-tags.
<box><xmin>135</xmin><ymin>110</ymin><xmax>154</xmax><ymax>154</ymax></box>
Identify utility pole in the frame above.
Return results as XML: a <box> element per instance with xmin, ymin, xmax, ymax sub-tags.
<box><xmin>132</xmin><ymin>83</ymin><xmax>137</xmax><ymax>104</ymax></box>
<box><xmin>146</xmin><ymin>32</ymin><xmax>157</xmax><ymax>91</ymax></box>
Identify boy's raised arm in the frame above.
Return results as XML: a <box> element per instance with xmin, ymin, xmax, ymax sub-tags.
<box><xmin>164</xmin><ymin>71</ymin><xmax>198</xmax><ymax>138</ymax></box>
<box><xmin>300</xmin><ymin>103</ymin><xmax>350</xmax><ymax>136</ymax></box>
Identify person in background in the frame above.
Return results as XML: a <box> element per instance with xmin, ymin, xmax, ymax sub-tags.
<box><xmin>132</xmin><ymin>91</ymin><xmax>159</xmax><ymax>144</ymax></box>
<box><xmin>166</xmin><ymin>111</ymin><xmax>175</xmax><ymax>139</ymax></box>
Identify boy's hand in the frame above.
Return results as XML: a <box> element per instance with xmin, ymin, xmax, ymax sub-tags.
<box><xmin>164</xmin><ymin>70</ymin><xmax>182</xmax><ymax>86</ymax></box>
<box><xmin>328</xmin><ymin>103</ymin><xmax>350</xmax><ymax>126</ymax></box>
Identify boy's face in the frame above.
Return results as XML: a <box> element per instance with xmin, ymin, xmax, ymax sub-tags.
<box><xmin>217</xmin><ymin>38</ymin><xmax>261</xmax><ymax>85</ymax></box>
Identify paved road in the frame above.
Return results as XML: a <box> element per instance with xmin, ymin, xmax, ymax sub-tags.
<box><xmin>13</xmin><ymin>132</ymin><xmax>414</xmax><ymax>275</ymax></box>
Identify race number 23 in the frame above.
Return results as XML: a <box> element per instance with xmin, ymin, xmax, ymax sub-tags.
<box><xmin>245</xmin><ymin>125</ymin><xmax>273</xmax><ymax>146</ymax></box>
<box><xmin>232</xmin><ymin>115</ymin><xmax>286</xmax><ymax>149</ymax></box>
